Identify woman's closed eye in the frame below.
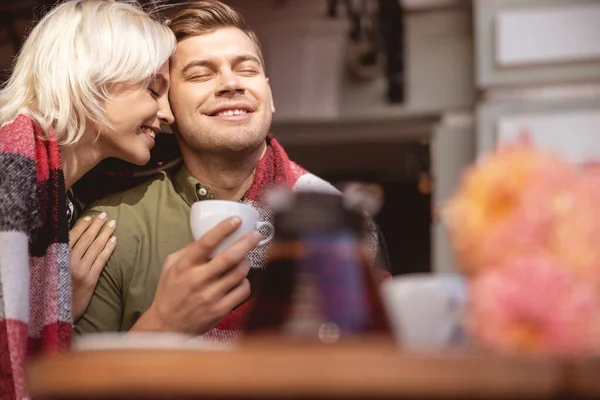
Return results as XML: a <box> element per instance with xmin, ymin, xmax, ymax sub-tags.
<box><xmin>146</xmin><ymin>77</ymin><xmax>163</xmax><ymax>98</ymax></box>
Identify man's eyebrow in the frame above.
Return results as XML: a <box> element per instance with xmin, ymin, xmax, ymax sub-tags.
<box><xmin>180</xmin><ymin>59</ymin><xmax>213</xmax><ymax>76</ymax></box>
<box><xmin>180</xmin><ymin>55</ymin><xmax>263</xmax><ymax>76</ymax></box>
<box><xmin>233</xmin><ymin>54</ymin><xmax>262</xmax><ymax>67</ymax></box>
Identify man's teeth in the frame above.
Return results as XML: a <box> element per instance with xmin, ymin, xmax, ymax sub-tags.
<box><xmin>217</xmin><ymin>109</ymin><xmax>247</xmax><ymax>117</ymax></box>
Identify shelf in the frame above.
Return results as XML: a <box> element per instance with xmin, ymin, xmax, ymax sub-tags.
<box><xmin>271</xmin><ymin>113</ymin><xmax>441</xmax><ymax>146</ymax></box>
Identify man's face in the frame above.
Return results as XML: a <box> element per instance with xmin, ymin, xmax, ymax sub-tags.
<box><xmin>169</xmin><ymin>27</ymin><xmax>274</xmax><ymax>155</ymax></box>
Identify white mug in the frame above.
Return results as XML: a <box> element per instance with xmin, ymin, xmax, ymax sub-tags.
<box><xmin>190</xmin><ymin>200</ymin><xmax>274</xmax><ymax>257</ymax></box>
<box><xmin>380</xmin><ymin>273</ymin><xmax>468</xmax><ymax>350</ymax></box>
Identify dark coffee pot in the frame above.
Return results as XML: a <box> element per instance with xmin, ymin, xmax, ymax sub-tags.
<box><xmin>243</xmin><ymin>191</ymin><xmax>393</xmax><ymax>343</ymax></box>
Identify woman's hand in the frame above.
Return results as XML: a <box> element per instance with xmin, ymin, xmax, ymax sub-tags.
<box><xmin>69</xmin><ymin>212</ymin><xmax>117</xmax><ymax>321</ymax></box>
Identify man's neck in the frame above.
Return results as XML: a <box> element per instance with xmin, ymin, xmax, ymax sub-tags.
<box><xmin>183</xmin><ymin>142</ymin><xmax>267</xmax><ymax>201</ymax></box>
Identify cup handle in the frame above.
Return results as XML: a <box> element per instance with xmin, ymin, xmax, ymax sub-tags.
<box><xmin>255</xmin><ymin>221</ymin><xmax>274</xmax><ymax>247</ymax></box>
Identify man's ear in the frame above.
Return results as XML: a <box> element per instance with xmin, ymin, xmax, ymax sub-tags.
<box><xmin>266</xmin><ymin>77</ymin><xmax>276</xmax><ymax>113</ymax></box>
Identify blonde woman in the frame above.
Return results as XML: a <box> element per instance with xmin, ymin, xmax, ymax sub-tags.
<box><xmin>0</xmin><ymin>0</ymin><xmax>175</xmax><ymax>397</ymax></box>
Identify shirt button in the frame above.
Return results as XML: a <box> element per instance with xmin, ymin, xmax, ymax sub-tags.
<box><xmin>198</xmin><ymin>187</ymin><xmax>208</xmax><ymax>197</ymax></box>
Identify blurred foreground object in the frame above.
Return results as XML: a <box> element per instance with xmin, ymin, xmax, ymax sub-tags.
<box><xmin>339</xmin><ymin>181</ymin><xmax>385</xmax><ymax>217</ymax></box>
<box><xmin>244</xmin><ymin>192</ymin><xmax>393</xmax><ymax>343</ymax></box>
<box><xmin>442</xmin><ymin>140</ymin><xmax>600</xmax><ymax>355</ymax></box>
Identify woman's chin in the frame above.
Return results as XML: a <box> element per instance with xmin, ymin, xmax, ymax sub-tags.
<box><xmin>122</xmin><ymin>151</ymin><xmax>151</xmax><ymax>167</ymax></box>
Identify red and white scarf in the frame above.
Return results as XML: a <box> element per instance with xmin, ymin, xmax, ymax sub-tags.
<box><xmin>0</xmin><ymin>114</ymin><xmax>72</xmax><ymax>399</ymax></box>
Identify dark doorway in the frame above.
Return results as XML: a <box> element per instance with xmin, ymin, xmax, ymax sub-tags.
<box><xmin>284</xmin><ymin>140</ymin><xmax>431</xmax><ymax>276</ymax></box>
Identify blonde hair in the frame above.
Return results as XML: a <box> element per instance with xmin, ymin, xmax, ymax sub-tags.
<box><xmin>0</xmin><ymin>0</ymin><xmax>176</xmax><ymax>145</ymax></box>
<box><xmin>168</xmin><ymin>0</ymin><xmax>264</xmax><ymax>68</ymax></box>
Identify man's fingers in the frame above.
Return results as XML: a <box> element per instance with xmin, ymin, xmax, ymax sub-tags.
<box><xmin>210</xmin><ymin>259</ymin><xmax>251</xmax><ymax>296</ymax></box>
<box><xmin>181</xmin><ymin>217</ymin><xmax>244</xmax><ymax>265</ymax></box>
<box><xmin>206</xmin><ymin>231</ymin><xmax>261</xmax><ymax>278</ymax></box>
<box><xmin>219</xmin><ymin>278</ymin><xmax>251</xmax><ymax>314</ymax></box>
<box><xmin>69</xmin><ymin>216</ymin><xmax>92</xmax><ymax>249</ymax></box>
<box><xmin>71</xmin><ymin>212</ymin><xmax>109</xmax><ymax>259</ymax></box>
<box><xmin>162</xmin><ymin>246</ymin><xmax>188</xmax><ymax>272</ymax></box>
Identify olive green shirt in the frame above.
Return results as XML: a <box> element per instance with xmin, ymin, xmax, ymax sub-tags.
<box><xmin>74</xmin><ymin>165</ymin><xmax>218</xmax><ymax>333</ymax></box>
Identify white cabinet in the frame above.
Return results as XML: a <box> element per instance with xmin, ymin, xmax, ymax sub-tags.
<box><xmin>477</xmin><ymin>93</ymin><xmax>600</xmax><ymax>163</ymax></box>
<box><xmin>498</xmin><ymin>110</ymin><xmax>600</xmax><ymax>164</ymax></box>
<box><xmin>496</xmin><ymin>4</ymin><xmax>600</xmax><ymax>67</ymax></box>
<box><xmin>475</xmin><ymin>0</ymin><xmax>600</xmax><ymax>88</ymax></box>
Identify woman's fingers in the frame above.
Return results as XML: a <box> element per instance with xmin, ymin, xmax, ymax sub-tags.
<box><xmin>70</xmin><ymin>212</ymin><xmax>108</xmax><ymax>259</ymax></box>
<box><xmin>69</xmin><ymin>216</ymin><xmax>92</xmax><ymax>250</ymax></box>
<box><xmin>80</xmin><ymin>219</ymin><xmax>117</xmax><ymax>267</ymax></box>
<box><xmin>89</xmin><ymin>236</ymin><xmax>116</xmax><ymax>280</ymax></box>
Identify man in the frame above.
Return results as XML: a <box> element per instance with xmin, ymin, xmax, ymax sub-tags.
<box><xmin>75</xmin><ymin>0</ymin><xmax>390</xmax><ymax>341</ymax></box>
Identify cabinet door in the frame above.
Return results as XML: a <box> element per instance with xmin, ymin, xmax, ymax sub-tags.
<box><xmin>475</xmin><ymin>0</ymin><xmax>600</xmax><ymax>88</ymax></box>
<box><xmin>477</xmin><ymin>96</ymin><xmax>600</xmax><ymax>163</ymax></box>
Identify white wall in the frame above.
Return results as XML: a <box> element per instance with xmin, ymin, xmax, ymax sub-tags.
<box><xmin>229</xmin><ymin>0</ymin><xmax>475</xmax><ymax>124</ymax></box>
<box><xmin>432</xmin><ymin>113</ymin><xmax>475</xmax><ymax>273</ymax></box>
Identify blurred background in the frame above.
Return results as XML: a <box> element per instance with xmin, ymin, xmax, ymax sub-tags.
<box><xmin>2</xmin><ymin>0</ymin><xmax>599</xmax><ymax>276</ymax></box>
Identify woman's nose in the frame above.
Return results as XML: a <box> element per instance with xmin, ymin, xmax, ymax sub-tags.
<box><xmin>157</xmin><ymin>96</ymin><xmax>174</xmax><ymax>125</ymax></box>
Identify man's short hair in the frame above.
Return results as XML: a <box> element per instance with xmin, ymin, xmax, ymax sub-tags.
<box><xmin>168</xmin><ymin>0</ymin><xmax>265</xmax><ymax>68</ymax></box>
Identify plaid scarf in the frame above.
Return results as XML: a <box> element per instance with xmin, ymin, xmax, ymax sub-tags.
<box><xmin>0</xmin><ymin>114</ymin><xmax>72</xmax><ymax>399</ymax></box>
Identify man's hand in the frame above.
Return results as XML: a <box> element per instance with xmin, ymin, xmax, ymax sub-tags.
<box><xmin>70</xmin><ymin>212</ymin><xmax>117</xmax><ymax>321</ymax></box>
<box><xmin>131</xmin><ymin>217</ymin><xmax>260</xmax><ymax>334</ymax></box>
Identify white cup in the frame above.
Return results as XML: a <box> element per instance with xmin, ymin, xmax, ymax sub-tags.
<box><xmin>190</xmin><ymin>200</ymin><xmax>275</xmax><ymax>257</ymax></box>
<box><xmin>380</xmin><ymin>273</ymin><xmax>468</xmax><ymax>350</ymax></box>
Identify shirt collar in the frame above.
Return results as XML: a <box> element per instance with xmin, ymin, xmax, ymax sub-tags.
<box><xmin>173</xmin><ymin>164</ymin><xmax>217</xmax><ymax>206</ymax></box>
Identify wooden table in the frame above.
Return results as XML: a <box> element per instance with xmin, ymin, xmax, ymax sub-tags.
<box><xmin>27</xmin><ymin>340</ymin><xmax>599</xmax><ymax>399</ymax></box>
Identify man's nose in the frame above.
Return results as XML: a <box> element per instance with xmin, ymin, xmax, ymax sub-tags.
<box><xmin>216</xmin><ymin>70</ymin><xmax>244</xmax><ymax>95</ymax></box>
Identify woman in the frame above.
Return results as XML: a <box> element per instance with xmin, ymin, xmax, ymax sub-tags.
<box><xmin>0</xmin><ymin>0</ymin><xmax>175</xmax><ymax>397</ymax></box>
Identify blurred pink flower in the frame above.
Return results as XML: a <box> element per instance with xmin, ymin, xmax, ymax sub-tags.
<box><xmin>520</xmin><ymin>171</ymin><xmax>600</xmax><ymax>283</ymax></box>
<box><xmin>442</xmin><ymin>144</ymin><xmax>576</xmax><ymax>274</ymax></box>
<box><xmin>468</xmin><ymin>256</ymin><xmax>600</xmax><ymax>355</ymax></box>
<box><xmin>444</xmin><ymin>140</ymin><xmax>600</xmax><ymax>354</ymax></box>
